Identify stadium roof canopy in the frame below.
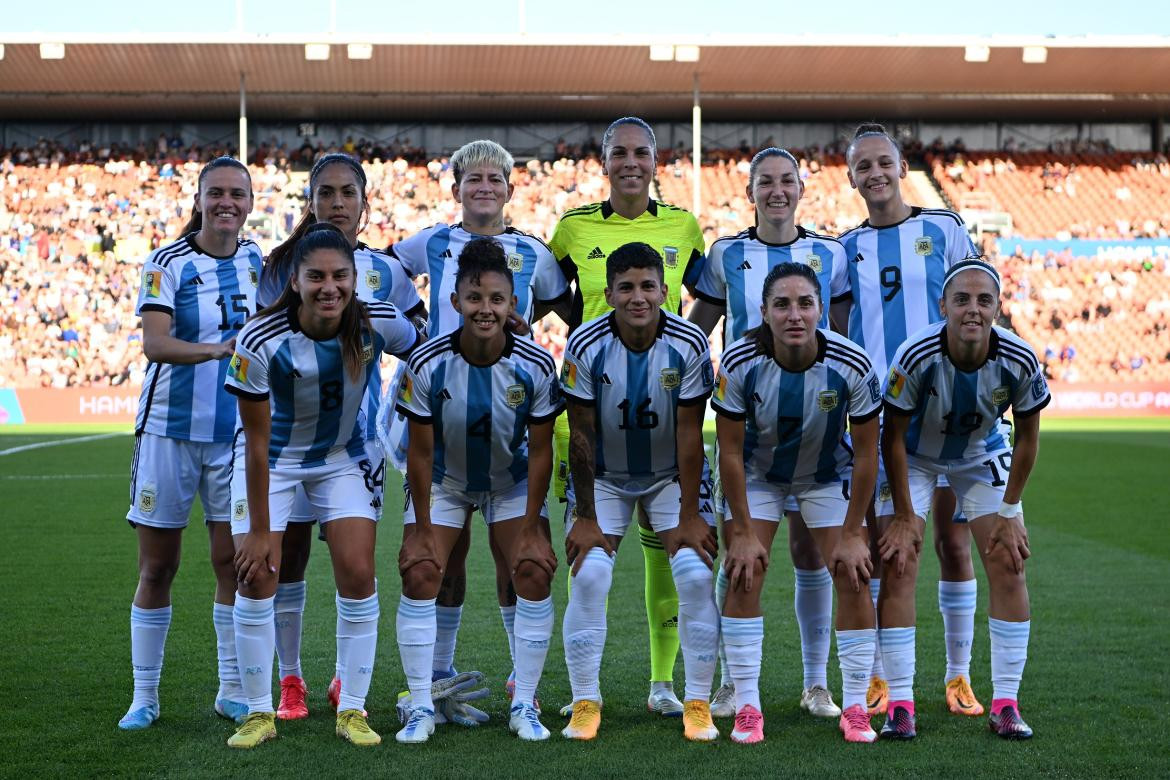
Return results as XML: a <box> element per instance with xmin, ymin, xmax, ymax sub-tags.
<box><xmin>0</xmin><ymin>34</ymin><xmax>1167</xmax><ymax>123</ymax></box>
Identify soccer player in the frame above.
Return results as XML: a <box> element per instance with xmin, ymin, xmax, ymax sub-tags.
<box><xmin>688</xmin><ymin>147</ymin><xmax>851</xmax><ymax>720</ymax></box>
<box><xmin>559</xmin><ymin>242</ymin><xmax>720</xmax><ymax>742</ymax></box>
<box><xmin>223</xmin><ymin>223</ymin><xmax>421</xmax><ymax>748</ymax></box>
<box><xmin>839</xmin><ymin>123</ymin><xmax>983</xmax><ymax>718</ymax></box>
<box><xmin>257</xmin><ymin>153</ymin><xmax>425</xmax><ymax>721</ymax></box>
<box><xmin>879</xmin><ymin>259</ymin><xmax>1048</xmax><ymax>740</ymax></box>
<box><xmin>393</xmin><ymin>238</ymin><xmax>562</xmax><ymax>743</ymax></box>
<box><xmin>387</xmin><ymin>140</ymin><xmax>569</xmax><ymax>716</ymax></box>
<box><xmin>119</xmin><ymin>156</ymin><xmax>263</xmax><ymax>731</ymax></box>
<box><xmin>550</xmin><ymin>117</ymin><xmax>709</xmax><ymax>718</ymax></box>
<box><xmin>715</xmin><ymin>262</ymin><xmax>881</xmax><ymax>744</ymax></box>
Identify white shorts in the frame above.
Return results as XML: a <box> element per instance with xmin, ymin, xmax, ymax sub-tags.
<box><xmin>127</xmin><ymin>432</ymin><xmax>232</xmax><ymax>528</ymax></box>
<box><xmin>289</xmin><ymin>439</ymin><xmax>386</xmax><ymax>523</ymax></box>
<box><xmin>229</xmin><ymin>456</ymin><xmax>379</xmax><ymax>535</ymax></box>
<box><xmin>905</xmin><ymin>451</ymin><xmax>1016</xmax><ymax>522</ymax></box>
<box><xmin>742</xmin><ymin>478</ymin><xmax>859</xmax><ymax>529</ymax></box>
<box><xmin>875</xmin><ymin>453</ymin><xmax>951</xmax><ymax>517</ymax></box>
<box><xmin>403</xmin><ymin>480</ymin><xmax>546</xmax><ymax>529</ymax></box>
<box><xmin>567</xmin><ymin>476</ymin><xmax>717</xmax><ymax>538</ymax></box>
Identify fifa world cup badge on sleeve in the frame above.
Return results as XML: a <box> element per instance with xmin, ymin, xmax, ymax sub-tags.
<box><xmin>887</xmin><ymin>367</ymin><xmax>906</xmax><ymax>400</ymax></box>
<box><xmin>702</xmin><ymin>361</ymin><xmax>714</xmax><ymax>387</ymax></box>
<box><xmin>143</xmin><ymin>271</ymin><xmax>161</xmax><ymax>298</ymax></box>
<box><xmin>1032</xmin><ymin>374</ymin><xmax>1048</xmax><ymax>401</ymax></box>
<box><xmin>398</xmin><ymin>374</ymin><xmax>413</xmax><ymax>404</ymax></box>
<box><xmin>868</xmin><ymin>375</ymin><xmax>882</xmax><ymax>403</ymax></box>
<box><xmin>228</xmin><ymin>353</ymin><xmax>249</xmax><ymax>382</ymax></box>
<box><xmin>714</xmin><ymin>373</ymin><xmax>728</xmax><ymax>403</ymax></box>
<box><xmin>560</xmin><ymin>361</ymin><xmax>577</xmax><ymax>390</ymax></box>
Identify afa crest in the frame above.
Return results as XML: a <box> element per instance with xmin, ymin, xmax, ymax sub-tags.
<box><xmin>361</xmin><ymin>340</ymin><xmax>374</xmax><ymax>365</ymax></box>
<box><xmin>805</xmin><ymin>254</ymin><xmax>823</xmax><ymax>273</ymax></box>
<box><xmin>878</xmin><ymin>482</ymin><xmax>892</xmax><ymax>503</ymax></box>
<box><xmin>233</xmin><ymin>499</ymin><xmax>248</xmax><ymax>521</ymax></box>
<box><xmin>365</xmin><ymin>270</ymin><xmax>382</xmax><ymax>291</ymax></box>
<box><xmin>991</xmin><ymin>385</ymin><xmax>1010</xmax><ymax>406</ymax></box>
<box><xmin>248</xmin><ymin>267</ymin><xmax>259</xmax><ymax>287</ymax></box>
<box><xmin>914</xmin><ymin>237</ymin><xmax>933</xmax><ymax>256</ymax></box>
<box><xmin>138</xmin><ymin>488</ymin><xmax>157</xmax><ymax>514</ymax></box>
<box><xmin>506</xmin><ymin>253</ymin><xmax>524</xmax><ymax>272</ymax></box>
<box><xmin>663</xmin><ymin>246</ymin><xmax>679</xmax><ymax>268</ymax></box>
<box><xmin>505</xmin><ymin>384</ymin><xmax>527</xmax><ymax>408</ymax></box>
<box><xmin>817</xmin><ymin>390</ymin><xmax>839</xmax><ymax>412</ymax></box>
<box><xmin>659</xmin><ymin>368</ymin><xmax>681</xmax><ymax>390</ymax></box>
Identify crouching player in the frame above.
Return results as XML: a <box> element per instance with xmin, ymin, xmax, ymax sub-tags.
<box><xmin>878</xmin><ymin>258</ymin><xmax>1048</xmax><ymax>740</ymax></box>
<box><xmin>393</xmin><ymin>238</ymin><xmax>563</xmax><ymax>743</ymax></box>
<box><xmin>559</xmin><ymin>242</ymin><xmax>720</xmax><ymax>742</ymax></box>
<box><xmin>714</xmin><ymin>262</ymin><xmax>881</xmax><ymax>744</ymax></box>
<box><xmin>224</xmin><ymin>223</ymin><xmax>421</xmax><ymax>748</ymax></box>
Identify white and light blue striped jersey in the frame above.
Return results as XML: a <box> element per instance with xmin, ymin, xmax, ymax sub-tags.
<box><xmin>712</xmin><ymin>330</ymin><xmax>881</xmax><ymax>485</ymax></box>
<box><xmin>394</xmin><ymin>330</ymin><xmax>563</xmax><ymax>493</ymax></box>
<box><xmin>257</xmin><ymin>242</ymin><xmax>422</xmax><ymax>315</ymax></box>
<box><xmin>884</xmin><ymin>321</ymin><xmax>1051</xmax><ymax>461</ymax></box>
<box><xmin>135</xmin><ymin>234</ymin><xmax>263</xmax><ymax>443</ymax></box>
<box><xmin>561</xmin><ymin>311</ymin><xmax>713</xmax><ymax>486</ymax></box>
<box><xmin>694</xmin><ymin>226</ymin><xmax>849</xmax><ymax>339</ymax></box>
<box><xmin>839</xmin><ymin>207</ymin><xmax>979</xmax><ymax>379</ymax></box>
<box><xmin>224</xmin><ymin>301</ymin><xmax>420</xmax><ymax>469</ymax></box>
<box><xmin>390</xmin><ymin>223</ymin><xmax>569</xmax><ymax>338</ymax></box>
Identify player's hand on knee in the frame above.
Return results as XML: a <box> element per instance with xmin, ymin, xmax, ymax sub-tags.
<box><xmin>669</xmin><ymin>511</ymin><xmax>716</xmax><ymax>568</ymax></box>
<box><xmin>829</xmin><ymin>529</ymin><xmax>873</xmax><ymax>593</ymax></box>
<box><xmin>986</xmin><ymin>514</ymin><xmax>1030</xmax><ymax>574</ymax></box>
<box><xmin>512</xmin><ymin>524</ymin><xmax>558</xmax><ymax>580</ymax></box>
<box><xmin>234</xmin><ymin>530</ymin><xmax>276</xmax><ymax>585</ymax></box>
<box><xmin>723</xmin><ymin>530</ymin><xmax>769</xmax><ymax>593</ymax></box>
<box><xmin>565</xmin><ymin>515</ymin><xmax>613</xmax><ymax>575</ymax></box>
<box><xmin>879</xmin><ymin>514</ymin><xmax>922</xmax><ymax>577</ymax></box>
<box><xmin>398</xmin><ymin>526</ymin><xmax>440</xmax><ymax>577</ymax></box>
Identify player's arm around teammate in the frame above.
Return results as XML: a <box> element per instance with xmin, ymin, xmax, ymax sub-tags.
<box><xmin>393</xmin><ymin>238</ymin><xmax>562</xmax><ymax>744</ymax></box>
<box><xmin>879</xmin><ymin>260</ymin><xmax>1049</xmax><ymax>741</ymax></box>
<box><xmin>225</xmin><ymin>223</ymin><xmax>421</xmax><ymax>749</ymax></box>
<box><xmin>559</xmin><ymin>242</ymin><xmax>721</xmax><ymax>743</ymax></box>
<box><xmin>119</xmin><ymin>157</ymin><xmax>262</xmax><ymax>732</ymax></box>
<box><xmin>714</xmin><ymin>262</ymin><xmax>883</xmax><ymax>744</ymax></box>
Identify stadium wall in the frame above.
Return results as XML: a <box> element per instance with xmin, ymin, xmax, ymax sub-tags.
<box><xmin>3</xmin><ymin>383</ymin><xmax>1169</xmax><ymax>425</ymax></box>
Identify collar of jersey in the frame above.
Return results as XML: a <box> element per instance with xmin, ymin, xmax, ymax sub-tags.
<box><xmin>939</xmin><ymin>324</ymin><xmax>1000</xmax><ymax>371</ymax></box>
<box><xmin>600</xmin><ymin>199</ymin><xmax>658</xmax><ymax>220</ymax></box>
<box><xmin>748</xmin><ymin>225</ymin><xmax>808</xmax><ymax>248</ymax></box>
<box><xmin>769</xmin><ymin>329</ymin><xmax>827</xmax><ymax>373</ymax></box>
<box><xmin>861</xmin><ymin>205</ymin><xmax>923</xmax><ymax>231</ymax></box>
<box><xmin>450</xmin><ymin>326</ymin><xmax>514</xmax><ymax>366</ymax></box>
<box><xmin>285</xmin><ymin>305</ymin><xmax>345</xmax><ymax>342</ymax></box>
<box><xmin>607</xmin><ymin>310</ymin><xmax>667</xmax><ymax>353</ymax></box>
<box><xmin>185</xmin><ymin>233</ymin><xmax>238</xmax><ymax>261</ymax></box>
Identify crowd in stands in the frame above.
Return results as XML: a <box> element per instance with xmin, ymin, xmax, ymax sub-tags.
<box><xmin>2</xmin><ymin>135</ymin><xmax>1168</xmax><ymax>389</ymax></box>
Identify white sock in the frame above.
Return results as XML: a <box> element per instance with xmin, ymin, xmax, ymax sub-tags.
<box><xmin>396</xmin><ymin>595</ymin><xmax>437</xmax><ymax>711</ymax></box>
<box><xmin>512</xmin><ymin>596</ymin><xmax>553</xmax><ymax>707</ymax></box>
<box><xmin>836</xmin><ymin>628</ymin><xmax>876</xmax><ymax>711</ymax></box>
<box><xmin>336</xmin><ymin>592</ymin><xmax>379</xmax><ymax>712</ymax></box>
<box><xmin>989</xmin><ymin>618</ymin><xmax>1030</xmax><ymax>702</ymax></box>
<box><xmin>433</xmin><ymin>605</ymin><xmax>463</xmax><ymax>675</ymax></box>
<box><xmin>878</xmin><ymin>626</ymin><xmax>916</xmax><ymax>703</ymax></box>
<box><xmin>939</xmin><ymin>579</ymin><xmax>977</xmax><ymax>682</ymax></box>
<box><xmin>499</xmin><ymin>605</ymin><xmax>517</xmax><ymax>669</ymax></box>
<box><xmin>129</xmin><ymin>605</ymin><xmax>171</xmax><ymax>711</ymax></box>
<box><xmin>715</xmin><ymin>567</ymin><xmax>731</xmax><ymax>686</ymax></box>
<box><xmin>274</xmin><ymin>581</ymin><xmax>306</xmax><ymax>680</ymax></box>
<box><xmin>212</xmin><ymin>602</ymin><xmax>242</xmax><ymax>701</ymax></box>
<box><xmin>794</xmin><ymin>567</ymin><xmax>833</xmax><ymax>689</ymax></box>
<box><xmin>869</xmin><ymin>578</ymin><xmax>885</xmax><ymax>678</ymax></box>
<box><xmin>671</xmin><ymin>548</ymin><xmax>719</xmax><ymax>701</ymax></box>
<box><xmin>562</xmin><ymin>549</ymin><xmax>613</xmax><ymax>703</ymax></box>
<box><xmin>720</xmin><ymin>615</ymin><xmax>763</xmax><ymax>711</ymax></box>
<box><xmin>233</xmin><ymin>594</ymin><xmax>276</xmax><ymax>714</ymax></box>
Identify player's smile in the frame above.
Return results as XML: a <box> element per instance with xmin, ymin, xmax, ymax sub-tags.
<box><xmin>455</xmin><ymin>165</ymin><xmax>512</xmax><ymax>226</ymax></box>
<box><xmin>750</xmin><ymin>154</ymin><xmax>804</xmax><ymax>229</ymax></box>
<box><xmin>195</xmin><ymin>167</ymin><xmax>253</xmax><ymax>237</ymax></box>
<box><xmin>293</xmin><ymin>247</ymin><xmax>355</xmax><ymax>332</ymax></box>
<box><xmin>605</xmin><ymin>124</ymin><xmax>655</xmax><ymax>200</ymax></box>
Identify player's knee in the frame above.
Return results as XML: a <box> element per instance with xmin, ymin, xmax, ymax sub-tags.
<box><xmin>985</xmin><ymin>546</ymin><xmax>1027</xmax><ymax>585</ymax></box>
<box><xmin>401</xmin><ymin>561</ymin><xmax>442</xmax><ymax>599</ymax></box>
<box><xmin>669</xmin><ymin>549</ymin><xmax>712</xmax><ymax>603</ymax></box>
<box><xmin>437</xmin><ymin>569</ymin><xmax>467</xmax><ymax>607</ymax></box>
<box><xmin>934</xmin><ymin>530</ymin><xmax>971</xmax><ymax>566</ymax></box>
<box><xmin>512</xmin><ymin>560</ymin><xmax>551</xmax><ymax>598</ymax></box>
<box><xmin>138</xmin><ymin>553</ymin><xmax>180</xmax><ymax>590</ymax></box>
<box><xmin>788</xmin><ymin>533</ymin><xmax>824</xmax><ymax>569</ymax></box>
<box><xmin>572</xmin><ymin>553</ymin><xmax>613</xmax><ymax>601</ymax></box>
<box><xmin>278</xmin><ymin>538</ymin><xmax>312</xmax><ymax>580</ymax></box>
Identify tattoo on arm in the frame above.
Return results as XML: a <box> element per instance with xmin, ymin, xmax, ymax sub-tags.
<box><xmin>568</xmin><ymin>424</ymin><xmax>596</xmax><ymax>519</ymax></box>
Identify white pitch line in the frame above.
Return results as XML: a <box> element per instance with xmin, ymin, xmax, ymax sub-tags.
<box><xmin>1</xmin><ymin>473</ymin><xmax>122</xmax><ymax>480</ymax></box>
<box><xmin>0</xmin><ymin>432</ymin><xmax>126</xmax><ymax>457</ymax></box>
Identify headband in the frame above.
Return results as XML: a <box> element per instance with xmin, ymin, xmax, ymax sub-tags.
<box><xmin>943</xmin><ymin>258</ymin><xmax>1001</xmax><ymax>294</ymax></box>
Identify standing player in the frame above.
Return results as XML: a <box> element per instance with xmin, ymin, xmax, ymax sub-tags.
<box><xmin>387</xmin><ymin>140</ymin><xmax>570</xmax><ymax>713</ymax></box>
<box><xmin>550</xmin><ymin>117</ymin><xmax>709</xmax><ymax>718</ymax></box>
<box><xmin>223</xmin><ymin>223</ymin><xmax>421</xmax><ymax>748</ymax></box>
<box><xmin>715</xmin><ymin>262</ymin><xmax>881</xmax><ymax>744</ymax></box>
<box><xmin>119</xmin><ymin>157</ymin><xmax>262</xmax><ymax>731</ymax></box>
<box><xmin>839</xmin><ymin>123</ymin><xmax>983</xmax><ymax>717</ymax></box>
<box><xmin>393</xmin><ymin>238</ymin><xmax>562</xmax><ymax>743</ymax></box>
<box><xmin>559</xmin><ymin>242</ymin><xmax>720</xmax><ymax>742</ymax></box>
<box><xmin>688</xmin><ymin>147</ymin><xmax>851</xmax><ymax>720</ymax></box>
<box><xmin>879</xmin><ymin>259</ymin><xmax>1047</xmax><ymax>739</ymax></box>
<box><xmin>257</xmin><ymin>152</ymin><xmax>425</xmax><ymax>720</ymax></box>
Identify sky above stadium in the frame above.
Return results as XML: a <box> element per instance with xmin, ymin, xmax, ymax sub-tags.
<box><xmin>8</xmin><ymin>0</ymin><xmax>1168</xmax><ymax>37</ymax></box>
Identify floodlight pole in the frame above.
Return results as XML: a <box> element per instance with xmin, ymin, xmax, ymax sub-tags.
<box><xmin>692</xmin><ymin>72</ymin><xmax>701</xmax><ymax>218</ymax></box>
<box><xmin>239</xmin><ymin>72</ymin><xmax>248</xmax><ymax>163</ymax></box>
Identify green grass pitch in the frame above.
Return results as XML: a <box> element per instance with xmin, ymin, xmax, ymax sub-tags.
<box><xmin>1</xmin><ymin>419</ymin><xmax>1167</xmax><ymax>777</ymax></box>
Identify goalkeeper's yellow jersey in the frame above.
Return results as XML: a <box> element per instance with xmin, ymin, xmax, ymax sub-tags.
<box><xmin>549</xmin><ymin>199</ymin><xmax>706</xmax><ymax>329</ymax></box>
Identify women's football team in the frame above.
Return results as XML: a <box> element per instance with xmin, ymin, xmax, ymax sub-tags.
<box><xmin>119</xmin><ymin>118</ymin><xmax>1048</xmax><ymax>748</ymax></box>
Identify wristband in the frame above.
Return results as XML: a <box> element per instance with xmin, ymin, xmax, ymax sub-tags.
<box><xmin>998</xmin><ymin>501</ymin><xmax>1022</xmax><ymax>518</ymax></box>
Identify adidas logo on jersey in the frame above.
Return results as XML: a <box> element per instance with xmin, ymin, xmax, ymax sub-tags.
<box><xmin>441</xmin><ymin>249</ymin><xmax>453</xmax><ymax>258</ymax></box>
<box><xmin>289</xmin><ymin>368</ymin><xmax>303</xmax><ymax>379</ymax></box>
<box><xmin>737</xmin><ymin>260</ymin><xmax>752</xmax><ymax>271</ymax></box>
<box><xmin>852</xmin><ymin>253</ymin><xmax>864</xmax><ymax>263</ymax></box>
<box><xmin>439</xmin><ymin>388</ymin><xmax>452</xmax><ymax>400</ymax></box>
<box><xmin>586</xmin><ymin>246</ymin><xmax>606</xmax><ymax>260</ymax></box>
<box><xmin>600</xmin><ymin>373</ymin><xmax>612</xmax><ymax>385</ymax></box>
<box><xmin>190</xmin><ymin>274</ymin><xmax>204</xmax><ymax>285</ymax></box>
